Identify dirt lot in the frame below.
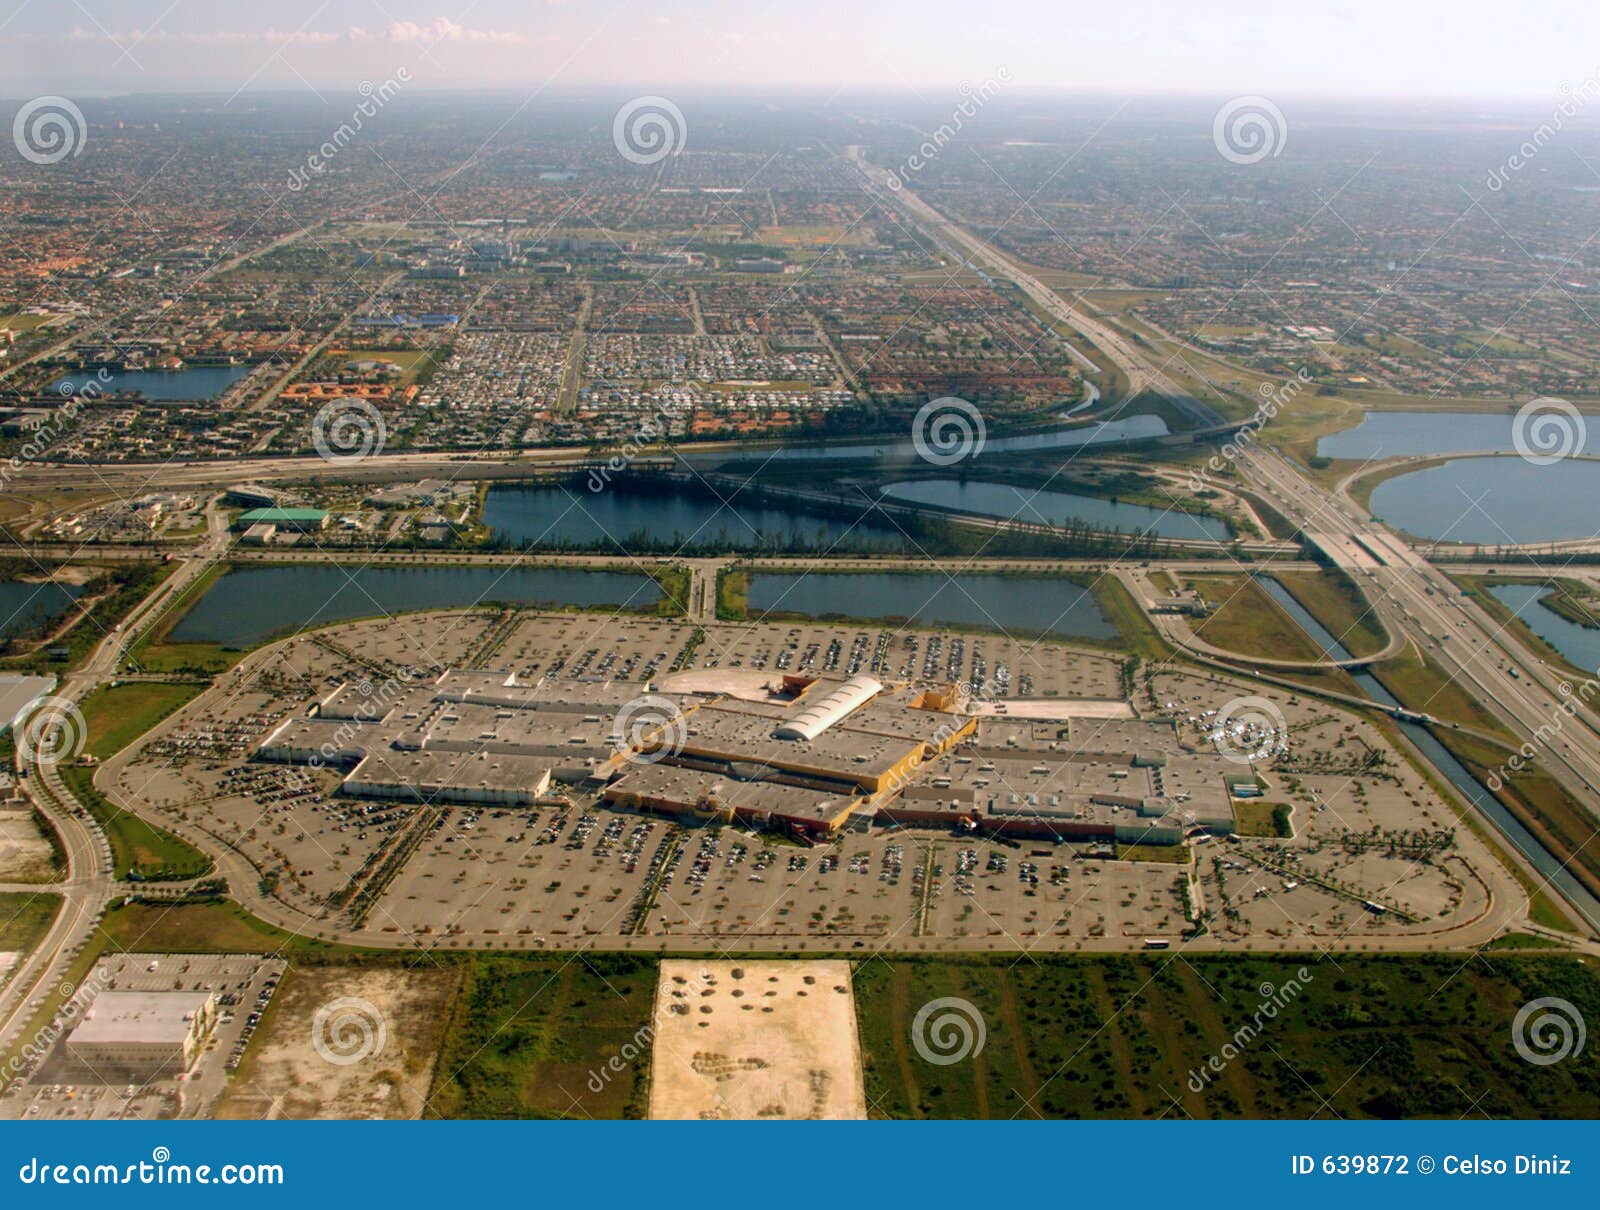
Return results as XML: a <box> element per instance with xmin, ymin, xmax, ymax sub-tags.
<box><xmin>648</xmin><ymin>959</ymin><xmax>865</xmax><ymax>1120</ymax></box>
<box><xmin>0</xmin><ymin>808</ymin><xmax>59</xmax><ymax>883</ymax></box>
<box><xmin>216</xmin><ymin>965</ymin><xmax>459</xmax><ymax>1120</ymax></box>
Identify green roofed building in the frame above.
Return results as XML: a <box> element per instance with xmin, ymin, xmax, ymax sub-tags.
<box><xmin>235</xmin><ymin>507</ymin><xmax>329</xmax><ymax>532</ymax></box>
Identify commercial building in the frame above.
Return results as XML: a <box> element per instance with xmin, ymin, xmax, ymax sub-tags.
<box><xmin>258</xmin><ymin>671</ymin><xmax>651</xmax><ymax>801</ymax></box>
<box><xmin>252</xmin><ymin>666</ymin><xmax>1241</xmax><ymax>845</ymax></box>
<box><xmin>0</xmin><ymin>675</ymin><xmax>57</xmax><ymax>736</ymax></box>
<box><xmin>881</xmin><ymin>718</ymin><xmax>1239</xmax><ymax>845</ymax></box>
<box><xmin>601</xmin><ymin>673</ymin><xmax>974</xmax><ymax>835</ymax></box>
<box><xmin>603</xmin><ymin>761</ymin><xmax>856</xmax><ymax>833</ymax></box>
<box><xmin>257</xmin><ymin>668</ymin><xmax>973</xmax><ymax>835</ymax></box>
<box><xmin>234</xmin><ymin>507</ymin><xmax>329</xmax><ymax>532</ymax></box>
<box><xmin>65</xmin><ymin>991</ymin><xmax>216</xmax><ymax>1077</ymax></box>
<box><xmin>222</xmin><ymin>484</ymin><xmax>289</xmax><ymax>509</ymax></box>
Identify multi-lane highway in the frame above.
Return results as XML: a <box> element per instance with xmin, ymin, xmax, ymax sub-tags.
<box><xmin>1244</xmin><ymin>445</ymin><xmax>1600</xmax><ymax>821</ymax></box>
<box><xmin>848</xmin><ymin>146</ymin><xmax>1223</xmax><ymax>431</ymax></box>
<box><xmin>855</xmin><ymin>160</ymin><xmax>1599</xmax><ymax>933</ymax></box>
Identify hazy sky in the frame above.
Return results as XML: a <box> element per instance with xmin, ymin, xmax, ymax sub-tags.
<box><xmin>2</xmin><ymin>0</ymin><xmax>1597</xmax><ymax>103</ymax></box>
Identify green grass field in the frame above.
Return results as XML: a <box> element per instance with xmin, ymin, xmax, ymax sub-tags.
<box><xmin>1368</xmin><ymin>648</ymin><xmax>1516</xmax><ymax>741</ymax></box>
<box><xmin>333</xmin><ymin>347</ymin><xmax>432</xmax><ymax>373</ymax></box>
<box><xmin>1272</xmin><ymin>569</ymin><xmax>1389</xmax><ymax>659</ymax></box>
<box><xmin>1233</xmin><ymin>801</ymin><xmax>1292</xmax><ymax>837</ymax></box>
<box><xmin>426</xmin><ymin>953</ymin><xmax>658</xmax><ymax>1119</ymax></box>
<box><xmin>1189</xmin><ymin>574</ymin><xmax>1324</xmax><ymax>662</ymax></box>
<box><xmin>716</xmin><ymin>566</ymin><xmax>749</xmax><ymax>620</ymax></box>
<box><xmin>1184</xmin><ymin>573</ymin><xmax>1366</xmax><ymax>694</ymax></box>
<box><xmin>856</xmin><ymin>953</ymin><xmax>1600</xmax><ymax>1119</ymax></box>
<box><xmin>95</xmin><ymin>899</ymin><xmax>363</xmax><ymax>958</ymax></box>
<box><xmin>77</xmin><ymin>680</ymin><xmax>206</xmax><ymax>760</ymax></box>
<box><xmin>126</xmin><ymin>563</ymin><xmax>239</xmax><ymax>675</ymax></box>
<box><xmin>1093</xmin><ymin>574</ymin><xmax>1169</xmax><ymax>660</ymax></box>
<box><xmin>60</xmin><ymin>764</ymin><xmax>212</xmax><ymax>881</ymax></box>
<box><xmin>0</xmin><ymin>892</ymin><xmax>61</xmax><ymax>954</ymax></box>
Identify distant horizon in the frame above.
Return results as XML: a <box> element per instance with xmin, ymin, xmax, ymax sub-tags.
<box><xmin>4</xmin><ymin>84</ymin><xmax>1597</xmax><ymax>121</ymax></box>
<box><xmin>2</xmin><ymin>1</ymin><xmax>1596</xmax><ymax>105</ymax></box>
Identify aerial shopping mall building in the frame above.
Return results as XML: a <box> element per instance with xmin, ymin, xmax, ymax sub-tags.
<box><xmin>253</xmin><ymin>665</ymin><xmax>1243</xmax><ymax>845</ymax></box>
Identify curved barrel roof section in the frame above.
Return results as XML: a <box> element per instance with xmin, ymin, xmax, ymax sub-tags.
<box><xmin>774</xmin><ymin>674</ymin><xmax>883</xmax><ymax>742</ymax></box>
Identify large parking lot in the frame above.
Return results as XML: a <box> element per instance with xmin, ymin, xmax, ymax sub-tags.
<box><xmin>99</xmin><ymin>609</ymin><xmax>1510</xmax><ymax>953</ymax></box>
<box><xmin>368</xmin><ymin>805</ymin><xmax>1191</xmax><ymax>951</ymax></box>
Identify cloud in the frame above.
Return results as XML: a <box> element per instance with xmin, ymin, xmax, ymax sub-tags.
<box><xmin>387</xmin><ymin>18</ymin><xmax>524</xmax><ymax>46</ymax></box>
<box><xmin>66</xmin><ymin>25</ymin><xmax>346</xmax><ymax>46</ymax></box>
<box><xmin>56</xmin><ymin>19</ymin><xmax>523</xmax><ymax>49</ymax></box>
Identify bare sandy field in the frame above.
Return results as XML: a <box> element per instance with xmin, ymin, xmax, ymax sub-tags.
<box><xmin>0</xmin><ymin>809</ymin><xmax>59</xmax><ymax>883</ymax></box>
<box><xmin>215</xmin><ymin>965</ymin><xmax>459</xmax><ymax>1120</ymax></box>
<box><xmin>648</xmin><ymin>959</ymin><xmax>865</xmax><ymax>1120</ymax></box>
